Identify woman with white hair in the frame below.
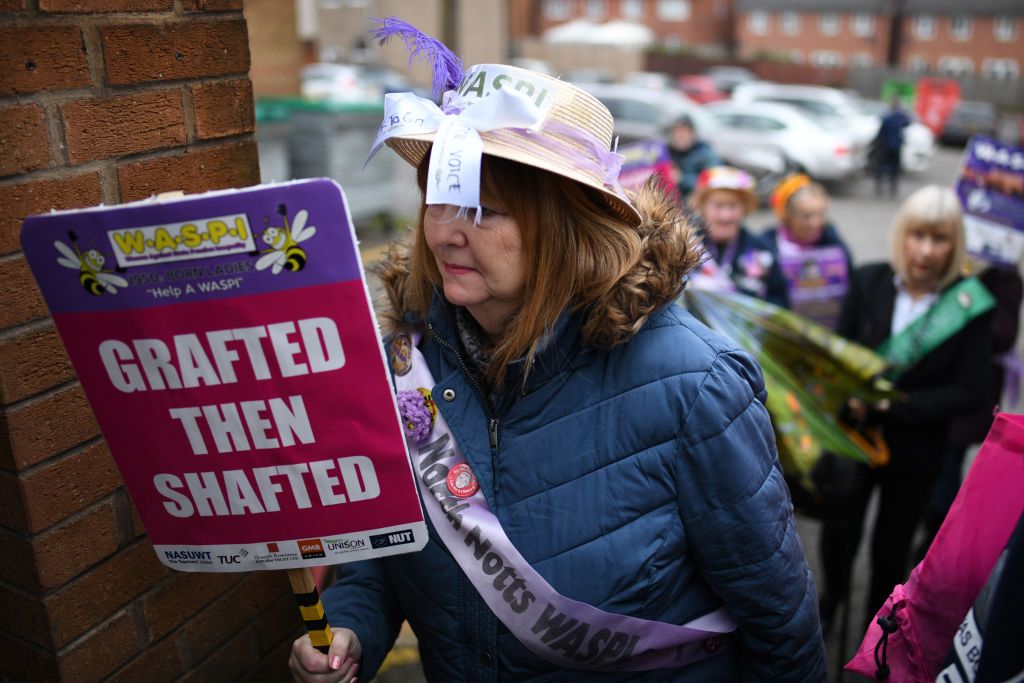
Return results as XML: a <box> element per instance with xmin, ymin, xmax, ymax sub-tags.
<box><xmin>819</xmin><ymin>185</ymin><xmax>995</xmax><ymax>633</ymax></box>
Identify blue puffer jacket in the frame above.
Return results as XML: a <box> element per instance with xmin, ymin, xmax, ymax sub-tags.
<box><xmin>323</xmin><ymin>296</ymin><xmax>826</xmax><ymax>682</ymax></box>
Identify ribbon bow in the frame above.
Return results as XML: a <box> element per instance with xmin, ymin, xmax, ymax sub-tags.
<box><xmin>366</xmin><ymin>87</ymin><xmax>626</xmax><ymax>221</ymax></box>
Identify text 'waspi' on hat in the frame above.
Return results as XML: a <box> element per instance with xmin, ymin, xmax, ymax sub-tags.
<box><xmin>365</xmin><ymin>17</ymin><xmax>641</xmax><ymax>226</ymax></box>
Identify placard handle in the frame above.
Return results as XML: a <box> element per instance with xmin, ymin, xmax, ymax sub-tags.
<box><xmin>287</xmin><ymin>567</ymin><xmax>333</xmax><ymax>654</ymax></box>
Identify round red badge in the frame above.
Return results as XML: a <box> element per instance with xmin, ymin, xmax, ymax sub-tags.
<box><xmin>447</xmin><ymin>463</ymin><xmax>479</xmax><ymax>498</ymax></box>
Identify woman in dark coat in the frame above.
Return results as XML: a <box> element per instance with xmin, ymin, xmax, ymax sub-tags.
<box><xmin>819</xmin><ymin>185</ymin><xmax>994</xmax><ymax>633</ymax></box>
<box><xmin>689</xmin><ymin>166</ymin><xmax>789</xmax><ymax>308</ymax></box>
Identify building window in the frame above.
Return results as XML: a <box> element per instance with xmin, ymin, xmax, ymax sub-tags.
<box><xmin>983</xmin><ymin>58</ymin><xmax>1020</xmax><ymax>80</ymax></box>
<box><xmin>657</xmin><ymin>0</ymin><xmax>691</xmax><ymax>21</ymax></box>
<box><xmin>585</xmin><ymin>0</ymin><xmax>605</xmax><ymax>19</ymax></box>
<box><xmin>937</xmin><ymin>56</ymin><xmax>974</xmax><ymax>76</ymax></box>
<box><xmin>621</xmin><ymin>0</ymin><xmax>644</xmax><ymax>20</ymax></box>
<box><xmin>810</xmin><ymin>50</ymin><xmax>844</xmax><ymax>69</ymax></box>
<box><xmin>544</xmin><ymin>0</ymin><xmax>571</xmax><ymax>20</ymax></box>
<box><xmin>781</xmin><ymin>12</ymin><xmax>801</xmax><ymax>36</ymax></box>
<box><xmin>820</xmin><ymin>13</ymin><xmax>840</xmax><ymax>36</ymax></box>
<box><xmin>913</xmin><ymin>15</ymin><xmax>936</xmax><ymax>40</ymax></box>
<box><xmin>906</xmin><ymin>56</ymin><xmax>929</xmax><ymax>73</ymax></box>
<box><xmin>789</xmin><ymin>50</ymin><xmax>804</xmax><ymax>64</ymax></box>
<box><xmin>994</xmin><ymin>16</ymin><xmax>1017</xmax><ymax>42</ymax></box>
<box><xmin>850</xmin><ymin>53</ymin><xmax>873</xmax><ymax>68</ymax></box>
<box><xmin>748</xmin><ymin>10</ymin><xmax>770</xmax><ymax>35</ymax></box>
<box><xmin>852</xmin><ymin>12</ymin><xmax>874</xmax><ymax>37</ymax></box>
<box><xmin>950</xmin><ymin>15</ymin><xmax>972</xmax><ymax>41</ymax></box>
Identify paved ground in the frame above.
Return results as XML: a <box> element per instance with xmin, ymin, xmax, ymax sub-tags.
<box><xmin>350</xmin><ymin>145</ymin><xmax>984</xmax><ymax>682</ymax></box>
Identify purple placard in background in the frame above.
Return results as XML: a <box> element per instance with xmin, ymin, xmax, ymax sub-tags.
<box><xmin>955</xmin><ymin>135</ymin><xmax>1024</xmax><ymax>266</ymax></box>
<box><xmin>21</xmin><ymin>179</ymin><xmax>360</xmax><ymax>315</ymax></box>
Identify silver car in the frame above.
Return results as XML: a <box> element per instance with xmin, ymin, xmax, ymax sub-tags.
<box><xmin>705</xmin><ymin>100</ymin><xmax>864</xmax><ymax>182</ymax></box>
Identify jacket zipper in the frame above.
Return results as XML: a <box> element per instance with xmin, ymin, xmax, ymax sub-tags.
<box><xmin>427</xmin><ymin>322</ymin><xmax>500</xmax><ymax>451</ymax></box>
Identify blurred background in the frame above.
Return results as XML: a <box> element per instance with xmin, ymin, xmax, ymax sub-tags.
<box><xmin>237</xmin><ymin>1</ymin><xmax>1024</xmax><ymax>680</ymax></box>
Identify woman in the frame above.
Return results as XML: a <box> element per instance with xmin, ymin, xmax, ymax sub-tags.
<box><xmin>289</xmin><ymin>44</ymin><xmax>825</xmax><ymax>682</ymax></box>
<box><xmin>689</xmin><ymin>167</ymin><xmax>789</xmax><ymax>308</ymax></box>
<box><xmin>762</xmin><ymin>174</ymin><xmax>854</xmax><ymax>328</ymax></box>
<box><xmin>819</xmin><ymin>185</ymin><xmax>994</xmax><ymax>633</ymax></box>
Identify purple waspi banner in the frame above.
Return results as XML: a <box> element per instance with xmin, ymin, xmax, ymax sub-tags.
<box><xmin>955</xmin><ymin>135</ymin><xmax>1024</xmax><ymax>266</ymax></box>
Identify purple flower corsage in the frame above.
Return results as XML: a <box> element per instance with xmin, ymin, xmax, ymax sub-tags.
<box><xmin>398</xmin><ymin>389</ymin><xmax>434</xmax><ymax>443</ymax></box>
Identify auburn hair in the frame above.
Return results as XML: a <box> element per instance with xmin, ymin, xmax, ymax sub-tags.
<box><xmin>376</xmin><ymin>155</ymin><xmax>702</xmax><ymax>386</ymax></box>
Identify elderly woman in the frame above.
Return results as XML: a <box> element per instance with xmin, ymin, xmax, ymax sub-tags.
<box><xmin>689</xmin><ymin>167</ymin><xmax>789</xmax><ymax>308</ymax></box>
<box><xmin>762</xmin><ymin>175</ymin><xmax>854</xmax><ymax>328</ymax></box>
<box><xmin>289</xmin><ymin>33</ymin><xmax>825</xmax><ymax>682</ymax></box>
<box><xmin>819</xmin><ymin>185</ymin><xmax>994</xmax><ymax>633</ymax></box>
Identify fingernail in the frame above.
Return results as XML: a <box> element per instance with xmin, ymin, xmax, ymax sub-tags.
<box><xmin>330</xmin><ymin>655</ymin><xmax>342</xmax><ymax>670</ymax></box>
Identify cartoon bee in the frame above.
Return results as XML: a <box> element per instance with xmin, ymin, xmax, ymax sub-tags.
<box><xmin>54</xmin><ymin>232</ymin><xmax>129</xmax><ymax>296</ymax></box>
<box><xmin>256</xmin><ymin>205</ymin><xmax>316</xmax><ymax>275</ymax></box>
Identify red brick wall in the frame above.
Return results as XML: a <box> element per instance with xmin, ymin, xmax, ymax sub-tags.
<box><xmin>529</xmin><ymin>0</ymin><xmax>734</xmax><ymax>51</ymax></box>
<box><xmin>900</xmin><ymin>15</ymin><xmax>1024</xmax><ymax>73</ymax></box>
<box><xmin>0</xmin><ymin>2</ymin><xmax>301</xmax><ymax>681</ymax></box>
<box><xmin>735</xmin><ymin>10</ymin><xmax>892</xmax><ymax>67</ymax></box>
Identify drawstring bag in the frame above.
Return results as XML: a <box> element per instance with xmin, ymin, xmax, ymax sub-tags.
<box><xmin>845</xmin><ymin>412</ymin><xmax>1024</xmax><ymax>682</ymax></box>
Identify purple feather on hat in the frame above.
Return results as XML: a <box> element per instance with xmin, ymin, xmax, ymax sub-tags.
<box><xmin>369</xmin><ymin>16</ymin><xmax>464</xmax><ymax>99</ymax></box>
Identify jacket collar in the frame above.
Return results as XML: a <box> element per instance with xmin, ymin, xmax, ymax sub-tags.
<box><xmin>424</xmin><ymin>290</ymin><xmax>586</xmax><ymax>394</ymax></box>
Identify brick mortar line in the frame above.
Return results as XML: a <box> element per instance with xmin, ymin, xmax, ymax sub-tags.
<box><xmin>180</xmin><ymin>82</ymin><xmax>197</xmax><ymax>144</ymax></box>
<box><xmin>1</xmin><ymin>72</ymin><xmax>253</xmax><ymax>111</ymax></box>
<box><xmin>100</xmin><ymin>160</ymin><xmax>120</xmax><ymax>204</ymax></box>
<box><xmin>0</xmin><ymin>10</ymin><xmax>243</xmax><ymax>26</ymax></box>
<box><xmin>0</xmin><ymin>489</ymin><xmax>119</xmax><ymax>541</ymax></box>
<box><xmin>0</xmin><ymin>535</ymin><xmax>148</xmax><ymax>605</ymax></box>
<box><xmin>50</xmin><ymin>604</ymin><xmax>141</xmax><ymax>658</ymax></box>
<box><xmin>0</xmin><ymin>619</ymin><xmax>53</xmax><ymax>655</ymax></box>
<box><xmin>0</xmin><ymin>432</ymin><xmax>105</xmax><ymax>479</ymax></box>
<box><xmin>0</xmin><ymin>315</ymin><xmax>53</xmax><ymax>342</ymax></box>
<box><xmin>80</xmin><ymin>21</ymin><xmax>106</xmax><ymax>90</ymax></box>
<box><xmin>0</xmin><ymin>129</ymin><xmax>255</xmax><ymax>190</ymax></box>
<box><xmin>42</xmin><ymin>100</ymin><xmax>70</xmax><ymax>168</ymax></box>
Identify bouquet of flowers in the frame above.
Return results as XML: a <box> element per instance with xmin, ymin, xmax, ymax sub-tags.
<box><xmin>682</xmin><ymin>288</ymin><xmax>901</xmax><ymax>511</ymax></box>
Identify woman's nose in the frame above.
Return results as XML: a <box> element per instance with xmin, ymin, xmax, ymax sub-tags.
<box><xmin>429</xmin><ymin>205</ymin><xmax>471</xmax><ymax>246</ymax></box>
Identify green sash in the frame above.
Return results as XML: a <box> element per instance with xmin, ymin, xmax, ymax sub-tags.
<box><xmin>877</xmin><ymin>277</ymin><xmax>995</xmax><ymax>377</ymax></box>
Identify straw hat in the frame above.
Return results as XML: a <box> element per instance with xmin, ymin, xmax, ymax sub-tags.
<box><xmin>384</xmin><ymin>64</ymin><xmax>641</xmax><ymax>226</ymax></box>
<box><xmin>689</xmin><ymin>166</ymin><xmax>758</xmax><ymax>214</ymax></box>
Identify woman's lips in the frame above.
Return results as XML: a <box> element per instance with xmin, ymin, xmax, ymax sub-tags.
<box><xmin>443</xmin><ymin>262</ymin><xmax>476</xmax><ymax>275</ymax></box>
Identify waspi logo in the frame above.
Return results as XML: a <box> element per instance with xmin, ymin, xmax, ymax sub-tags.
<box><xmin>107</xmin><ymin>213</ymin><xmax>255</xmax><ymax>268</ymax></box>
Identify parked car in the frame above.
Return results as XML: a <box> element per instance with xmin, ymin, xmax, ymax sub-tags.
<box><xmin>300</xmin><ymin>63</ymin><xmax>382</xmax><ymax>103</ymax></box>
<box><xmin>731</xmin><ymin>82</ymin><xmax>876</xmax><ymax>165</ymax></box>
<box><xmin>940</xmin><ymin>100</ymin><xmax>999</xmax><ymax>146</ymax></box>
<box><xmin>704</xmin><ymin>65</ymin><xmax>758</xmax><ymax>94</ymax></box>
<box><xmin>705</xmin><ymin>100</ymin><xmax>865</xmax><ymax>186</ymax></box>
<box><xmin>622</xmin><ymin>71</ymin><xmax>674</xmax><ymax>91</ymax></box>
<box><xmin>577</xmin><ymin>83</ymin><xmax>719</xmax><ymax>144</ymax></box>
<box><xmin>854</xmin><ymin>97</ymin><xmax>937</xmax><ymax>173</ymax></box>
<box><xmin>677</xmin><ymin>75</ymin><xmax>729</xmax><ymax>104</ymax></box>
<box><xmin>563</xmin><ymin>67</ymin><xmax>616</xmax><ymax>84</ymax></box>
<box><xmin>300</xmin><ymin>63</ymin><xmax>430</xmax><ymax>104</ymax></box>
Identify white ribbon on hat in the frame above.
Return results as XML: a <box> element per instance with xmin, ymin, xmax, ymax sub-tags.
<box><xmin>366</xmin><ymin>87</ymin><xmax>552</xmax><ymax>219</ymax></box>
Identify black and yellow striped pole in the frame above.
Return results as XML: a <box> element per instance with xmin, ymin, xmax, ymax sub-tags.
<box><xmin>288</xmin><ymin>568</ymin><xmax>333</xmax><ymax>654</ymax></box>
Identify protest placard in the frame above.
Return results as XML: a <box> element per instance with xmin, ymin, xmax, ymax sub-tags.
<box><xmin>21</xmin><ymin>179</ymin><xmax>427</xmax><ymax>574</ymax></box>
<box><xmin>617</xmin><ymin>139</ymin><xmax>676</xmax><ymax>194</ymax></box>
<box><xmin>955</xmin><ymin>135</ymin><xmax>1024</xmax><ymax>266</ymax></box>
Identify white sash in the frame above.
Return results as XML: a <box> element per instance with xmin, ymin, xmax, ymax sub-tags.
<box><xmin>393</xmin><ymin>334</ymin><xmax>736</xmax><ymax>671</ymax></box>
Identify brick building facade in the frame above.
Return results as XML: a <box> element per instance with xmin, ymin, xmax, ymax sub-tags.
<box><xmin>0</xmin><ymin>2</ymin><xmax>302</xmax><ymax>681</ymax></box>
<box><xmin>512</xmin><ymin>0</ymin><xmax>734</xmax><ymax>55</ymax></box>
<box><xmin>735</xmin><ymin>0</ymin><xmax>1024</xmax><ymax>76</ymax></box>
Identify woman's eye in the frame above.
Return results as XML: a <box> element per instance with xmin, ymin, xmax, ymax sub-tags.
<box><xmin>480</xmin><ymin>206</ymin><xmax>505</xmax><ymax>219</ymax></box>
